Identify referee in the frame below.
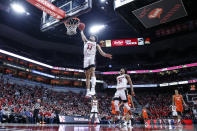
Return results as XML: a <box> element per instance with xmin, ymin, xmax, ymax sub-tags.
<box><xmin>33</xmin><ymin>99</ymin><xmax>41</xmax><ymax>124</ymax></box>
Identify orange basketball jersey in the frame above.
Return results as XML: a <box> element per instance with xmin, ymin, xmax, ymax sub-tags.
<box><xmin>174</xmin><ymin>95</ymin><xmax>183</xmax><ymax>112</ymax></box>
<box><xmin>111</xmin><ymin>100</ymin><xmax>116</xmax><ymax>115</ymax></box>
<box><xmin>142</xmin><ymin>109</ymin><xmax>148</xmax><ymax>119</ymax></box>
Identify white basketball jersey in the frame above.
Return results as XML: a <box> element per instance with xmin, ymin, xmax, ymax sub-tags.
<box><xmin>116</xmin><ymin>74</ymin><xmax>128</xmax><ymax>89</ymax></box>
<box><xmin>84</xmin><ymin>41</ymin><xmax>97</xmax><ymax>57</ymax></box>
<box><xmin>92</xmin><ymin>100</ymin><xmax>98</xmax><ymax>108</ymax></box>
<box><xmin>172</xmin><ymin>105</ymin><xmax>177</xmax><ymax>116</ymax></box>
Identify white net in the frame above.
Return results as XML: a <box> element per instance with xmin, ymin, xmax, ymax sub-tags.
<box><xmin>64</xmin><ymin>18</ymin><xmax>80</xmax><ymax>35</ymax></box>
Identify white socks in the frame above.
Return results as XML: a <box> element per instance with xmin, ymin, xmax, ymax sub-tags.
<box><xmin>178</xmin><ymin>119</ymin><xmax>180</xmax><ymax>123</ymax></box>
<box><xmin>91</xmin><ymin>77</ymin><xmax>96</xmax><ymax>89</ymax></box>
<box><xmin>87</xmin><ymin>88</ymin><xmax>90</xmax><ymax>93</ymax></box>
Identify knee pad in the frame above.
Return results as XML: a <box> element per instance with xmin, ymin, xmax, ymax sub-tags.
<box><xmin>124</xmin><ymin>103</ymin><xmax>130</xmax><ymax>111</ymax></box>
<box><xmin>114</xmin><ymin>100</ymin><xmax>120</xmax><ymax>111</ymax></box>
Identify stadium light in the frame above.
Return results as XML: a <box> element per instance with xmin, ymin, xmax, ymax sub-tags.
<box><xmin>90</xmin><ymin>25</ymin><xmax>106</xmax><ymax>34</ymax></box>
<box><xmin>11</xmin><ymin>3</ymin><xmax>26</xmax><ymax>14</ymax></box>
<box><xmin>11</xmin><ymin>3</ymin><xmax>30</xmax><ymax>15</ymax></box>
<box><xmin>26</xmin><ymin>12</ymin><xmax>30</xmax><ymax>15</ymax></box>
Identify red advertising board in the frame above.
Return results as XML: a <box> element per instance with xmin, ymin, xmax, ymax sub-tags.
<box><xmin>111</xmin><ymin>38</ymin><xmax>139</xmax><ymax>47</ymax></box>
<box><xmin>26</xmin><ymin>0</ymin><xmax>65</xmax><ymax>20</ymax></box>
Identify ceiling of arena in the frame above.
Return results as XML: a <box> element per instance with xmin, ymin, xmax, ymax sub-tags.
<box><xmin>0</xmin><ymin>0</ymin><xmax>197</xmax><ymax>71</ymax></box>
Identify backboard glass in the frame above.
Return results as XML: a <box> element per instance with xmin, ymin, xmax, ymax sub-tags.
<box><xmin>41</xmin><ymin>0</ymin><xmax>92</xmax><ymax>32</ymax></box>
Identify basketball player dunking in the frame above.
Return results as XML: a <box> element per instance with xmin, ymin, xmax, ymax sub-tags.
<box><xmin>172</xmin><ymin>90</ymin><xmax>187</xmax><ymax>125</ymax></box>
<box><xmin>113</xmin><ymin>68</ymin><xmax>135</xmax><ymax>124</ymax></box>
<box><xmin>79</xmin><ymin>24</ymin><xmax>112</xmax><ymax>97</ymax></box>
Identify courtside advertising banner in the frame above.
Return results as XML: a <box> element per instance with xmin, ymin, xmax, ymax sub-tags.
<box><xmin>59</xmin><ymin>115</ymin><xmax>89</xmax><ymax>124</ymax></box>
<box><xmin>132</xmin><ymin>0</ymin><xmax>187</xmax><ymax>28</ymax></box>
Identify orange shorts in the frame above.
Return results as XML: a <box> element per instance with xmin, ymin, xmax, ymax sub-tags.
<box><xmin>123</xmin><ymin>107</ymin><xmax>128</xmax><ymax>116</ymax></box>
<box><xmin>143</xmin><ymin>114</ymin><xmax>148</xmax><ymax>119</ymax></box>
<box><xmin>123</xmin><ymin>106</ymin><xmax>132</xmax><ymax>116</ymax></box>
<box><xmin>176</xmin><ymin>105</ymin><xmax>183</xmax><ymax>112</ymax></box>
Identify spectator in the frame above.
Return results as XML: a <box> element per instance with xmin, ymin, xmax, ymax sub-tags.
<box><xmin>0</xmin><ymin>74</ymin><xmax>195</xmax><ymax>124</ymax></box>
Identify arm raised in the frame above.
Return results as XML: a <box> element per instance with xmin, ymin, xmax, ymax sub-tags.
<box><xmin>80</xmin><ymin>31</ymin><xmax>88</xmax><ymax>43</ymax></box>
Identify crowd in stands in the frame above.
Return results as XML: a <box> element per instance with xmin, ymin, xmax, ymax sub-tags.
<box><xmin>137</xmin><ymin>93</ymin><xmax>172</xmax><ymax>119</ymax></box>
<box><xmin>0</xmin><ymin>75</ymin><xmax>113</xmax><ymax>123</ymax></box>
<box><xmin>0</xmin><ymin>74</ymin><xmax>196</xmax><ymax>124</ymax></box>
<box><xmin>136</xmin><ymin>92</ymin><xmax>194</xmax><ymax>120</ymax></box>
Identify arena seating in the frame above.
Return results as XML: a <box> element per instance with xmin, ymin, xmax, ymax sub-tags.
<box><xmin>0</xmin><ymin>74</ymin><xmax>195</xmax><ymax>124</ymax></box>
<box><xmin>0</xmin><ymin>74</ymin><xmax>112</xmax><ymax>123</ymax></box>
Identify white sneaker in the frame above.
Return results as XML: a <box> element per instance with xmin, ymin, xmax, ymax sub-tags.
<box><xmin>95</xmin><ymin>119</ymin><xmax>100</xmax><ymax>124</ymax></box>
<box><xmin>85</xmin><ymin>90</ymin><xmax>91</xmax><ymax>98</ymax></box>
<box><xmin>128</xmin><ymin>120</ymin><xmax>132</xmax><ymax>126</ymax></box>
<box><xmin>90</xmin><ymin>89</ymin><xmax>96</xmax><ymax>96</ymax></box>
<box><xmin>123</xmin><ymin>121</ymin><xmax>127</xmax><ymax>127</ymax></box>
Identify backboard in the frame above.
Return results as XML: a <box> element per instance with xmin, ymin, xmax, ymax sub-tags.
<box><xmin>41</xmin><ymin>0</ymin><xmax>92</xmax><ymax>32</ymax></box>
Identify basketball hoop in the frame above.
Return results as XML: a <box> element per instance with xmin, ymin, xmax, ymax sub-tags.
<box><xmin>64</xmin><ymin>17</ymin><xmax>80</xmax><ymax>35</ymax></box>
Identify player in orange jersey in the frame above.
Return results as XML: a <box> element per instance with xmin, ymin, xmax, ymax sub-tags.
<box><xmin>123</xmin><ymin>94</ymin><xmax>135</xmax><ymax>116</ymax></box>
<box><xmin>111</xmin><ymin>100</ymin><xmax>116</xmax><ymax>115</ymax></box>
<box><xmin>111</xmin><ymin>98</ymin><xmax>123</xmax><ymax>124</ymax></box>
<box><xmin>142</xmin><ymin>107</ymin><xmax>148</xmax><ymax>120</ymax></box>
<box><xmin>172</xmin><ymin>90</ymin><xmax>187</xmax><ymax>124</ymax></box>
<box><xmin>111</xmin><ymin>99</ymin><xmax>117</xmax><ymax>124</ymax></box>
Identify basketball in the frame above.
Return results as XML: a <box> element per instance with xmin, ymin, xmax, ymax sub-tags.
<box><xmin>78</xmin><ymin>23</ymin><xmax>85</xmax><ymax>31</ymax></box>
